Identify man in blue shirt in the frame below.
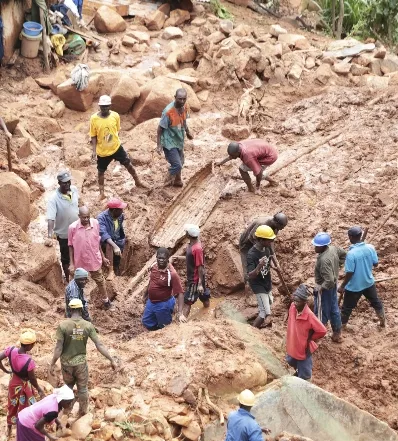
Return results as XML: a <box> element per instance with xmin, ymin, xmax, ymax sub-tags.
<box><xmin>338</xmin><ymin>226</ymin><xmax>385</xmax><ymax>328</ymax></box>
<box><xmin>225</xmin><ymin>389</ymin><xmax>269</xmax><ymax>441</ymax></box>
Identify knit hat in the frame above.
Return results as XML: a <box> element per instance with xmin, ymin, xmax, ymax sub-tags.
<box><xmin>20</xmin><ymin>329</ymin><xmax>36</xmax><ymax>345</ymax></box>
<box><xmin>293</xmin><ymin>284</ymin><xmax>309</xmax><ymax>301</ymax></box>
<box><xmin>74</xmin><ymin>268</ymin><xmax>89</xmax><ymax>280</ymax></box>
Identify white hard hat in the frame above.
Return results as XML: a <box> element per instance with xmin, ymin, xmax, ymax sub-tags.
<box><xmin>237</xmin><ymin>389</ymin><xmax>255</xmax><ymax>406</ymax></box>
<box><xmin>184</xmin><ymin>223</ymin><xmax>200</xmax><ymax>238</ymax></box>
<box><xmin>98</xmin><ymin>95</ymin><xmax>111</xmax><ymax>106</ymax></box>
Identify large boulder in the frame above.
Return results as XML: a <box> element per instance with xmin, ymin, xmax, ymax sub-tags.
<box><xmin>0</xmin><ymin>172</ymin><xmax>31</xmax><ymax>231</ymax></box>
<box><xmin>110</xmin><ymin>75</ymin><xmax>140</xmax><ymax>114</ymax></box>
<box><xmin>72</xmin><ymin>413</ymin><xmax>94</xmax><ymax>439</ymax></box>
<box><xmin>145</xmin><ymin>10</ymin><xmax>166</xmax><ymax>31</ymax></box>
<box><xmin>164</xmin><ymin>9</ymin><xmax>190</xmax><ymax>27</ymax></box>
<box><xmin>57</xmin><ymin>74</ymin><xmax>100</xmax><ymax>112</ymax></box>
<box><xmin>132</xmin><ymin>76</ymin><xmax>201</xmax><ymax>124</ymax></box>
<box><xmin>23</xmin><ymin>244</ymin><xmax>58</xmax><ymax>282</ymax></box>
<box><xmin>94</xmin><ymin>6</ymin><xmax>127</xmax><ymax>33</ymax></box>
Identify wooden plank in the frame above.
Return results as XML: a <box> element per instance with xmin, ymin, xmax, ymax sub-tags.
<box><xmin>64</xmin><ymin>25</ymin><xmax>108</xmax><ymax>43</ymax></box>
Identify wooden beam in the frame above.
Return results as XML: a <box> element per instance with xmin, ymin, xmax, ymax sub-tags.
<box><xmin>39</xmin><ymin>9</ymin><xmax>50</xmax><ymax>74</ymax></box>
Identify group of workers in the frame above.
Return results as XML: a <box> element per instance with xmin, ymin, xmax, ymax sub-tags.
<box><xmin>0</xmin><ymin>89</ymin><xmax>387</xmax><ymax>441</ymax></box>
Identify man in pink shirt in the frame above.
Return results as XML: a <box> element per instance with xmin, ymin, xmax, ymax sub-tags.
<box><xmin>216</xmin><ymin>139</ymin><xmax>278</xmax><ymax>194</ymax></box>
<box><xmin>286</xmin><ymin>284</ymin><xmax>327</xmax><ymax>380</ymax></box>
<box><xmin>68</xmin><ymin>206</ymin><xmax>111</xmax><ymax>310</ymax></box>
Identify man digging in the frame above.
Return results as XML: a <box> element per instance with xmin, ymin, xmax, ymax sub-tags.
<box><xmin>157</xmin><ymin>88</ymin><xmax>194</xmax><ymax>187</ymax></box>
<box><xmin>216</xmin><ymin>138</ymin><xmax>278</xmax><ymax>194</ymax></box>
<box><xmin>90</xmin><ymin>95</ymin><xmax>148</xmax><ymax>200</ymax></box>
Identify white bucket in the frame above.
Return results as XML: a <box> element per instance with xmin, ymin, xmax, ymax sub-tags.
<box><xmin>21</xmin><ymin>31</ymin><xmax>42</xmax><ymax>58</ymax></box>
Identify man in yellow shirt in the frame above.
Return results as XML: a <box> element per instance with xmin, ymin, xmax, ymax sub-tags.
<box><xmin>90</xmin><ymin>95</ymin><xmax>147</xmax><ymax>199</ymax></box>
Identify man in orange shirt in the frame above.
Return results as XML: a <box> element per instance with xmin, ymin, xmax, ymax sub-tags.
<box><xmin>286</xmin><ymin>284</ymin><xmax>327</xmax><ymax>380</ymax></box>
<box><xmin>216</xmin><ymin>139</ymin><xmax>278</xmax><ymax>194</ymax></box>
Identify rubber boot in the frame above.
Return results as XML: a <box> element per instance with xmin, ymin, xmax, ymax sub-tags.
<box><xmin>252</xmin><ymin>316</ymin><xmax>264</xmax><ymax>328</ymax></box>
<box><xmin>173</xmin><ymin>171</ymin><xmax>183</xmax><ymax>187</ymax></box>
<box><xmin>377</xmin><ymin>312</ymin><xmax>386</xmax><ymax>328</ymax></box>
<box><xmin>331</xmin><ymin>330</ymin><xmax>343</xmax><ymax>343</ymax></box>
<box><xmin>164</xmin><ymin>171</ymin><xmax>174</xmax><ymax>187</ymax></box>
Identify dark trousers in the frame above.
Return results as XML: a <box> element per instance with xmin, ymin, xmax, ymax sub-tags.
<box><xmin>163</xmin><ymin>147</ymin><xmax>184</xmax><ymax>175</ymax></box>
<box><xmin>314</xmin><ymin>286</ymin><xmax>341</xmax><ymax>332</ymax></box>
<box><xmin>341</xmin><ymin>284</ymin><xmax>384</xmax><ymax>325</ymax></box>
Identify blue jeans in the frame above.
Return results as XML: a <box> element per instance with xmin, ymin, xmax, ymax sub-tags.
<box><xmin>286</xmin><ymin>354</ymin><xmax>313</xmax><ymax>380</ymax></box>
<box><xmin>163</xmin><ymin>148</ymin><xmax>184</xmax><ymax>175</ymax></box>
<box><xmin>314</xmin><ymin>285</ymin><xmax>342</xmax><ymax>333</ymax></box>
<box><xmin>142</xmin><ymin>297</ymin><xmax>176</xmax><ymax>330</ymax></box>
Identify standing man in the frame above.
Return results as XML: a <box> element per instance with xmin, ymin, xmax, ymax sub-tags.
<box><xmin>46</xmin><ymin>170</ymin><xmax>79</xmax><ymax>282</ymax></box>
<box><xmin>142</xmin><ymin>247</ymin><xmax>186</xmax><ymax>330</ymax></box>
<box><xmin>338</xmin><ymin>226</ymin><xmax>385</xmax><ymax>328</ymax></box>
<box><xmin>156</xmin><ymin>88</ymin><xmax>194</xmax><ymax>187</ymax></box>
<box><xmin>225</xmin><ymin>389</ymin><xmax>269</xmax><ymax>441</ymax></box>
<box><xmin>49</xmin><ymin>299</ymin><xmax>117</xmax><ymax>417</ymax></box>
<box><xmin>65</xmin><ymin>268</ymin><xmax>90</xmax><ymax>321</ymax></box>
<box><xmin>97</xmin><ymin>198</ymin><xmax>127</xmax><ymax>281</ymax></box>
<box><xmin>239</xmin><ymin>212</ymin><xmax>288</xmax><ymax>281</ymax></box>
<box><xmin>312</xmin><ymin>232</ymin><xmax>346</xmax><ymax>343</ymax></box>
<box><xmin>183</xmin><ymin>224</ymin><xmax>210</xmax><ymax>318</ymax></box>
<box><xmin>216</xmin><ymin>139</ymin><xmax>278</xmax><ymax>194</ymax></box>
<box><xmin>90</xmin><ymin>95</ymin><xmax>147</xmax><ymax>200</ymax></box>
<box><xmin>69</xmin><ymin>206</ymin><xmax>112</xmax><ymax>310</ymax></box>
<box><xmin>246</xmin><ymin>225</ymin><xmax>276</xmax><ymax>328</ymax></box>
<box><xmin>286</xmin><ymin>284</ymin><xmax>327</xmax><ymax>380</ymax></box>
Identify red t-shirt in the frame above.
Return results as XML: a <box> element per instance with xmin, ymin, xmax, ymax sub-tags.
<box><xmin>186</xmin><ymin>242</ymin><xmax>205</xmax><ymax>284</ymax></box>
<box><xmin>148</xmin><ymin>264</ymin><xmax>183</xmax><ymax>302</ymax></box>
<box><xmin>239</xmin><ymin>139</ymin><xmax>278</xmax><ymax>176</ymax></box>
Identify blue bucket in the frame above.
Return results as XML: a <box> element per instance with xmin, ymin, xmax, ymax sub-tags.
<box><xmin>23</xmin><ymin>21</ymin><xmax>43</xmax><ymax>37</ymax></box>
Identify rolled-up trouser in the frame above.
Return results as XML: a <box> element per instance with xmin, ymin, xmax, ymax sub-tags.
<box><xmin>314</xmin><ymin>285</ymin><xmax>342</xmax><ymax>333</ymax></box>
<box><xmin>90</xmin><ymin>268</ymin><xmax>107</xmax><ymax>301</ymax></box>
<box><xmin>61</xmin><ymin>363</ymin><xmax>88</xmax><ymax>415</ymax></box>
<box><xmin>341</xmin><ymin>284</ymin><xmax>384</xmax><ymax>325</ymax></box>
<box><xmin>286</xmin><ymin>354</ymin><xmax>313</xmax><ymax>380</ymax></box>
<box><xmin>163</xmin><ymin>147</ymin><xmax>184</xmax><ymax>175</ymax></box>
<box><xmin>256</xmin><ymin>291</ymin><xmax>273</xmax><ymax>318</ymax></box>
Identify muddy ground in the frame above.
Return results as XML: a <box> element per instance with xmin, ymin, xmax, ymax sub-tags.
<box><xmin>0</xmin><ymin>1</ymin><xmax>398</xmax><ymax>440</ymax></box>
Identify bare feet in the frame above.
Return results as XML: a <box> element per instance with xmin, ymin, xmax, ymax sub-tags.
<box><xmin>264</xmin><ymin>176</ymin><xmax>278</xmax><ymax>186</ymax></box>
<box><xmin>106</xmin><ymin>270</ymin><xmax>115</xmax><ymax>281</ymax></box>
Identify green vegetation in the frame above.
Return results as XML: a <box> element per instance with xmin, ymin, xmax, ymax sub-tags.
<box><xmin>318</xmin><ymin>0</ymin><xmax>398</xmax><ymax>44</ymax></box>
<box><xmin>211</xmin><ymin>0</ymin><xmax>233</xmax><ymax>19</ymax></box>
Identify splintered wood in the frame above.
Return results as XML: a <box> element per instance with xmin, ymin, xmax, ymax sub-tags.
<box><xmin>151</xmin><ymin>163</ymin><xmax>226</xmax><ymax>248</ymax></box>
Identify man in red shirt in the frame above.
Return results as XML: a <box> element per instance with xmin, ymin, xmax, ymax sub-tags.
<box><xmin>142</xmin><ymin>248</ymin><xmax>186</xmax><ymax>330</ymax></box>
<box><xmin>68</xmin><ymin>206</ymin><xmax>112</xmax><ymax>310</ymax></box>
<box><xmin>286</xmin><ymin>284</ymin><xmax>327</xmax><ymax>380</ymax></box>
<box><xmin>216</xmin><ymin>139</ymin><xmax>278</xmax><ymax>194</ymax></box>
<box><xmin>183</xmin><ymin>224</ymin><xmax>211</xmax><ymax>318</ymax></box>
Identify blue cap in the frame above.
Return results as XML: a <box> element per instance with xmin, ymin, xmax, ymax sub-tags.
<box><xmin>312</xmin><ymin>232</ymin><xmax>331</xmax><ymax>247</ymax></box>
<box><xmin>348</xmin><ymin>226</ymin><xmax>362</xmax><ymax>236</ymax></box>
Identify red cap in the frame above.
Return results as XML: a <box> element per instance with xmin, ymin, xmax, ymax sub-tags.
<box><xmin>107</xmin><ymin>198</ymin><xmax>127</xmax><ymax>209</ymax></box>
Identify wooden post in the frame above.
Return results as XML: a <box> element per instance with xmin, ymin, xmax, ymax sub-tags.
<box><xmin>6</xmin><ymin>138</ymin><xmax>12</xmax><ymax>171</ymax></box>
<box><xmin>336</xmin><ymin>0</ymin><xmax>344</xmax><ymax>39</ymax></box>
<box><xmin>39</xmin><ymin>8</ymin><xmax>50</xmax><ymax>74</ymax></box>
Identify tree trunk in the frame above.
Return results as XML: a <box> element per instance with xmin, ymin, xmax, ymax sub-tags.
<box><xmin>331</xmin><ymin>0</ymin><xmax>336</xmax><ymax>35</ymax></box>
<box><xmin>336</xmin><ymin>0</ymin><xmax>344</xmax><ymax>39</ymax></box>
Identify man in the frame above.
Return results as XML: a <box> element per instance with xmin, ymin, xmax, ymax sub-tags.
<box><xmin>183</xmin><ymin>224</ymin><xmax>210</xmax><ymax>318</ymax></box>
<box><xmin>216</xmin><ymin>139</ymin><xmax>278</xmax><ymax>194</ymax></box>
<box><xmin>225</xmin><ymin>389</ymin><xmax>269</xmax><ymax>441</ymax></box>
<box><xmin>0</xmin><ymin>116</ymin><xmax>12</xmax><ymax>139</ymax></box>
<box><xmin>97</xmin><ymin>198</ymin><xmax>127</xmax><ymax>281</ymax></box>
<box><xmin>90</xmin><ymin>95</ymin><xmax>147</xmax><ymax>199</ymax></box>
<box><xmin>156</xmin><ymin>88</ymin><xmax>194</xmax><ymax>187</ymax></box>
<box><xmin>312</xmin><ymin>232</ymin><xmax>346</xmax><ymax>343</ymax></box>
<box><xmin>142</xmin><ymin>248</ymin><xmax>186</xmax><ymax>330</ymax></box>
<box><xmin>239</xmin><ymin>212</ymin><xmax>288</xmax><ymax>280</ymax></box>
<box><xmin>46</xmin><ymin>170</ymin><xmax>79</xmax><ymax>282</ymax></box>
<box><xmin>338</xmin><ymin>226</ymin><xmax>385</xmax><ymax>328</ymax></box>
<box><xmin>50</xmin><ymin>299</ymin><xmax>117</xmax><ymax>417</ymax></box>
<box><xmin>65</xmin><ymin>268</ymin><xmax>90</xmax><ymax>321</ymax></box>
<box><xmin>69</xmin><ymin>206</ymin><xmax>112</xmax><ymax>310</ymax></box>
<box><xmin>286</xmin><ymin>284</ymin><xmax>327</xmax><ymax>380</ymax></box>
<box><xmin>247</xmin><ymin>225</ymin><xmax>276</xmax><ymax>328</ymax></box>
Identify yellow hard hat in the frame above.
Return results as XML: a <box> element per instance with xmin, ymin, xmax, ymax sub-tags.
<box><xmin>237</xmin><ymin>389</ymin><xmax>256</xmax><ymax>406</ymax></box>
<box><xmin>255</xmin><ymin>225</ymin><xmax>276</xmax><ymax>240</ymax></box>
<box><xmin>69</xmin><ymin>299</ymin><xmax>83</xmax><ymax>309</ymax></box>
